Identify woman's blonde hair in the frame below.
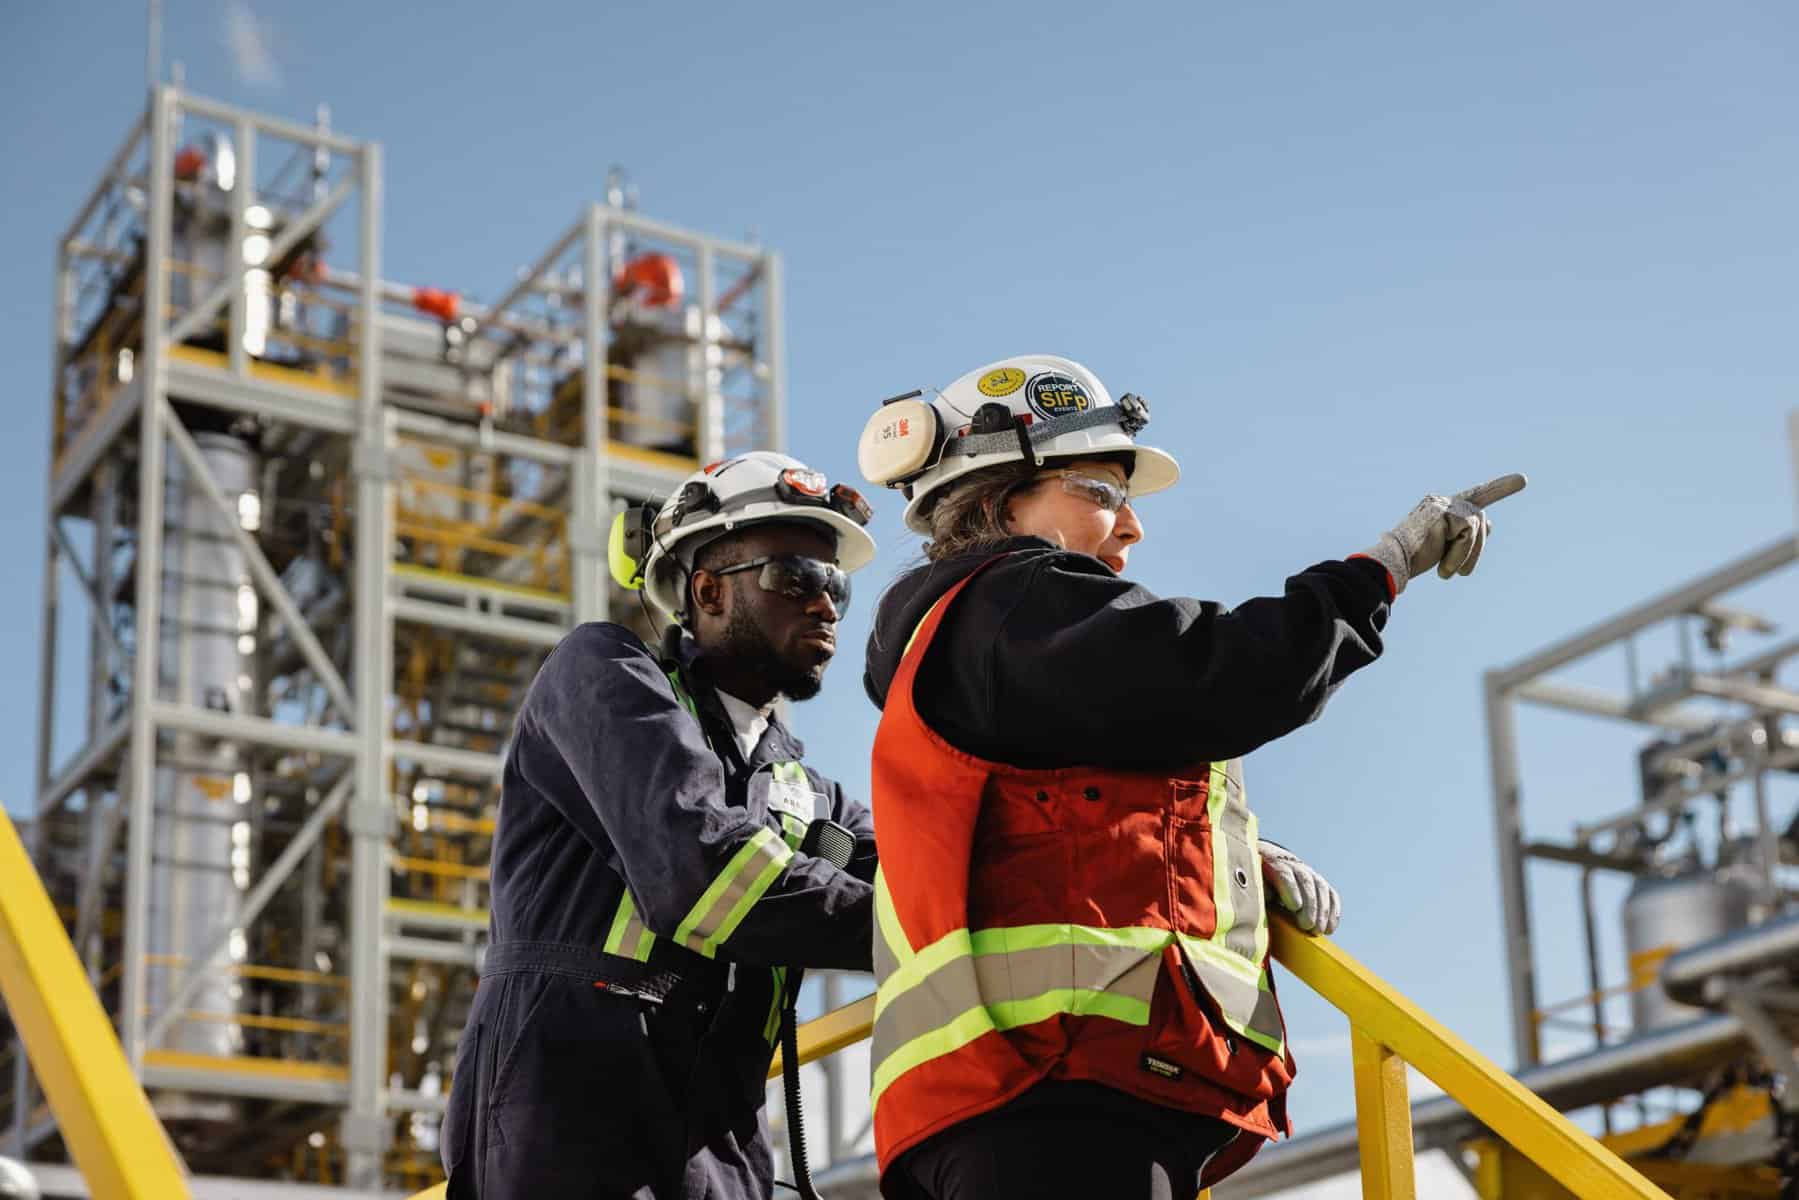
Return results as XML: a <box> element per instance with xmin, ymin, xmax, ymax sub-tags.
<box><xmin>920</xmin><ymin>460</ymin><xmax>1039</xmax><ymax>561</ymax></box>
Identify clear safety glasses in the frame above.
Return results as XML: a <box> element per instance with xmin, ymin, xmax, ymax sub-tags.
<box><xmin>1042</xmin><ymin>470</ymin><xmax>1131</xmax><ymax>513</ymax></box>
<box><xmin>712</xmin><ymin>554</ymin><xmax>852</xmax><ymax>611</ymax></box>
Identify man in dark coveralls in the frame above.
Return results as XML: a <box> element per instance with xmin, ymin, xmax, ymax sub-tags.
<box><xmin>440</xmin><ymin>451</ymin><xmax>881</xmax><ymax>1199</ymax></box>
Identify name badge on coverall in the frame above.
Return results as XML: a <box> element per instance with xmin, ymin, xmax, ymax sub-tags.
<box><xmin>767</xmin><ymin>770</ymin><xmax>823</xmax><ymax>823</ymax></box>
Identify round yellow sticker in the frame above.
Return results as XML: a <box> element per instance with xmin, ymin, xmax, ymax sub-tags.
<box><xmin>977</xmin><ymin>368</ymin><xmax>1026</xmax><ymax>398</ymax></box>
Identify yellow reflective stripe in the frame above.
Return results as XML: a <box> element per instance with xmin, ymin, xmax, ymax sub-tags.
<box><xmin>1207</xmin><ymin>762</ymin><xmax>1238</xmax><ymax>952</ymax></box>
<box><xmin>1180</xmin><ymin>935</ymin><xmax>1285</xmax><ymax>1052</ymax></box>
<box><xmin>778</xmin><ymin>813</ymin><xmax>807</xmax><ymax>849</ymax></box>
<box><xmin>764</xmin><ymin>966</ymin><xmax>788</xmax><ymax>1044</ymax></box>
<box><xmin>602</xmin><ymin>890</ymin><xmax>655</xmax><ymax>963</ymax></box>
<box><xmin>873</xmin><ymin>868</ymin><xmax>918</xmax><ymax>982</ymax></box>
<box><xmin>870</xmin><ymin>984</ymin><xmax>1154</xmax><ymax>1108</ymax></box>
<box><xmin>672</xmin><ymin>827</ymin><xmax>794</xmax><ymax>958</ymax></box>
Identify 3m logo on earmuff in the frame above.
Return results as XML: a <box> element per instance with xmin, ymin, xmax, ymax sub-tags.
<box><xmin>1025</xmin><ymin>372</ymin><xmax>1092</xmax><ymax>422</ymax></box>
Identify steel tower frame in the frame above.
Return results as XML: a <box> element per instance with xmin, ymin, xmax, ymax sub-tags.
<box><xmin>10</xmin><ymin>84</ymin><xmax>788</xmax><ymax>1192</ymax></box>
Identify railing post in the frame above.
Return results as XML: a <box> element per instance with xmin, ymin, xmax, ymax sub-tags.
<box><xmin>1352</xmin><ymin>1028</ymin><xmax>1416</xmax><ymax>1199</ymax></box>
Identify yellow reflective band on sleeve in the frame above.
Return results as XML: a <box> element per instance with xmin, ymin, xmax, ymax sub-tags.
<box><xmin>673</xmin><ymin>827</ymin><xmax>795</xmax><ymax>959</ymax></box>
<box><xmin>765</xmin><ymin>966</ymin><xmax>788</xmax><ymax>1045</ymax></box>
<box><xmin>602</xmin><ymin>889</ymin><xmax>656</xmax><ymax>962</ymax></box>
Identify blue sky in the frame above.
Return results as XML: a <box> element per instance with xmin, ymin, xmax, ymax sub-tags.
<box><xmin>6</xmin><ymin>0</ymin><xmax>1799</xmax><ymax>1152</ymax></box>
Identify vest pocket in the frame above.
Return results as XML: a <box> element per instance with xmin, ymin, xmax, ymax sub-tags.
<box><xmin>1145</xmin><ymin>944</ymin><xmax>1295</xmax><ymax>1103</ymax></box>
<box><xmin>970</xmin><ymin>777</ymin><xmax>1072</xmax><ymax>930</ymax></box>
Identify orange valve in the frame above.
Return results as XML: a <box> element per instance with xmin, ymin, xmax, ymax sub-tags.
<box><xmin>615</xmin><ymin>252</ymin><xmax>684</xmax><ymax>308</ymax></box>
<box><xmin>173</xmin><ymin>145</ymin><xmax>207</xmax><ymax>180</ymax></box>
<box><xmin>413</xmin><ymin>287</ymin><xmax>461</xmax><ymax>323</ymax></box>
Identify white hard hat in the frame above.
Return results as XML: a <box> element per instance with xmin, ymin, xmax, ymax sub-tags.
<box><xmin>609</xmin><ymin>451</ymin><xmax>878</xmax><ymax>625</ymax></box>
<box><xmin>856</xmin><ymin>354</ymin><xmax>1181</xmax><ymax>534</ymax></box>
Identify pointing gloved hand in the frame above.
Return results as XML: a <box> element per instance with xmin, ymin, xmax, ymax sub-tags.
<box><xmin>1258</xmin><ymin>841</ymin><xmax>1341</xmax><ymax>935</ymax></box>
<box><xmin>1358</xmin><ymin>474</ymin><xmax>1528</xmax><ymax>595</ymax></box>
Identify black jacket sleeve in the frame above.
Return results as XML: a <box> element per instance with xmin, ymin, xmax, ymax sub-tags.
<box><xmin>914</xmin><ymin>551</ymin><xmax>1390</xmax><ymax>770</ymax></box>
<box><xmin>523</xmin><ymin>624</ymin><xmax>873</xmax><ymax>971</ymax></box>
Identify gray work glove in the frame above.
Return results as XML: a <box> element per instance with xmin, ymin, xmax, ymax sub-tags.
<box><xmin>1259</xmin><ymin>840</ymin><xmax>1341</xmax><ymax>935</ymax></box>
<box><xmin>1359</xmin><ymin>474</ymin><xmax>1527</xmax><ymax>595</ymax></box>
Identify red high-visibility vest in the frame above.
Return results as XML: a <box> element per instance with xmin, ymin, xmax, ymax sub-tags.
<box><xmin>870</xmin><ymin>562</ymin><xmax>1296</xmax><ymax>1188</ymax></box>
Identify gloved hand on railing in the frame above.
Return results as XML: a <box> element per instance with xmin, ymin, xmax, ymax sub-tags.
<box><xmin>1259</xmin><ymin>841</ymin><xmax>1341</xmax><ymax>935</ymax></box>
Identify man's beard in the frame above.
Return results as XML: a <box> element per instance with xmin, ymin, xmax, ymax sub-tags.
<box><xmin>718</xmin><ymin>601</ymin><xmax>825</xmax><ymax>701</ymax></box>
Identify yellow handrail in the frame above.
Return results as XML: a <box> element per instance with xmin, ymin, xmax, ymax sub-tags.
<box><xmin>405</xmin><ymin>918</ymin><xmax>1669</xmax><ymax>1200</ymax></box>
<box><xmin>0</xmin><ymin>806</ymin><xmax>192</xmax><ymax>1197</ymax></box>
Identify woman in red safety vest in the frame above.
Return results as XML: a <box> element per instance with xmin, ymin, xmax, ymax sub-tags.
<box><xmin>855</xmin><ymin>355</ymin><xmax>1524</xmax><ymax>1200</ymax></box>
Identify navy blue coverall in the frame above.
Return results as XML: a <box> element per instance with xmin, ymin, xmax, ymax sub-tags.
<box><xmin>440</xmin><ymin>622</ymin><xmax>877</xmax><ymax>1199</ymax></box>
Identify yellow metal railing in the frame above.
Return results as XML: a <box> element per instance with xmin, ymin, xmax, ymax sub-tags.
<box><xmin>0</xmin><ymin>806</ymin><xmax>191</xmax><ymax>1197</ymax></box>
<box><xmin>405</xmin><ymin>920</ymin><xmax>1669</xmax><ymax>1200</ymax></box>
<box><xmin>0</xmin><ymin>784</ymin><xmax>1672</xmax><ymax>1200</ymax></box>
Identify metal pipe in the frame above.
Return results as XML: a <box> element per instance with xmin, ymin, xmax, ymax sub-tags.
<box><xmin>1661</xmin><ymin>910</ymin><xmax>1799</xmax><ymax>1006</ymax></box>
<box><xmin>1223</xmin><ymin>1014</ymin><xmax>1749</xmax><ymax>1197</ymax></box>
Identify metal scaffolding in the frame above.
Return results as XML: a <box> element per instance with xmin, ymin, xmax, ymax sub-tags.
<box><xmin>7</xmin><ymin>85</ymin><xmax>786</xmax><ymax>1192</ymax></box>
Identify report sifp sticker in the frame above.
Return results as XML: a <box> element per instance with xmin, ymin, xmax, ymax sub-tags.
<box><xmin>978</xmin><ymin>367</ymin><xmax>1026</xmax><ymax>398</ymax></box>
<box><xmin>1025</xmin><ymin>372</ymin><xmax>1092</xmax><ymax>421</ymax></box>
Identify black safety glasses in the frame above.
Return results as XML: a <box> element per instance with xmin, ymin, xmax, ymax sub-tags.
<box><xmin>711</xmin><ymin>554</ymin><xmax>852</xmax><ymax>611</ymax></box>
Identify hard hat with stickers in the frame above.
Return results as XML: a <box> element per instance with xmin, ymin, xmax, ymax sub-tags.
<box><xmin>856</xmin><ymin>354</ymin><xmax>1180</xmax><ymax>534</ymax></box>
<box><xmin>609</xmin><ymin>450</ymin><xmax>878</xmax><ymax>627</ymax></box>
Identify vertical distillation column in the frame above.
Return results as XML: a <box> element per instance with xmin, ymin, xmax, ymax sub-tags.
<box><xmin>343</xmin><ymin>138</ymin><xmax>392</xmax><ymax>1189</ymax></box>
<box><xmin>145</xmin><ymin>433</ymin><xmax>258</xmax><ymax>1063</ymax></box>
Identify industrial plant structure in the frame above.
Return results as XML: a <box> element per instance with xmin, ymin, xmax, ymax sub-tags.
<box><xmin>5</xmin><ymin>84</ymin><xmax>786</xmax><ymax>1192</ymax></box>
<box><xmin>7</xmin><ymin>84</ymin><xmax>1799</xmax><ymax>1200</ymax></box>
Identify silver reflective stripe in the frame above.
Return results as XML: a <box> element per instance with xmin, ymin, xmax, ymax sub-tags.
<box><xmin>869</xmin><ymin>925</ymin><xmax>1171</xmax><ymax>1105</ymax></box>
<box><xmin>1180</xmin><ymin>934</ymin><xmax>1285</xmax><ymax>1051</ymax></box>
<box><xmin>603</xmin><ymin>889</ymin><xmax>656</xmax><ymax>962</ymax></box>
<box><xmin>672</xmin><ymin>827</ymin><xmax>794</xmax><ymax>958</ymax></box>
<box><xmin>1209</xmin><ymin>760</ymin><xmax>1265</xmax><ymax>963</ymax></box>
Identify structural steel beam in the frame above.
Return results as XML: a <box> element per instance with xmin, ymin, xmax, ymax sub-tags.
<box><xmin>389</xmin><ymin>597</ymin><xmax>564</xmax><ymax>649</ymax></box>
<box><xmin>50</xmin><ymin>518</ymin><xmax>130</xmax><ymax>676</ymax></box>
<box><xmin>1510</xmin><ymin>679</ymin><xmax>1713</xmax><ymax>734</ymax></box>
<box><xmin>149</xmin><ymin>702</ymin><xmax>360</xmax><ymax>759</ymax></box>
<box><xmin>1490</xmin><ymin>537</ymin><xmax>1798</xmax><ymax>690</ymax></box>
<box><xmin>38</xmin><ymin>714</ymin><xmax>129</xmax><ymax>821</ymax></box>
<box><xmin>0</xmin><ymin>806</ymin><xmax>191</xmax><ymax>1197</ymax></box>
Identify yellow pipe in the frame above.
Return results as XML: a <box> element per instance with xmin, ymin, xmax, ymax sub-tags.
<box><xmin>0</xmin><ymin>807</ymin><xmax>191</xmax><ymax>1196</ymax></box>
<box><xmin>142</xmin><ymin>1049</ymin><xmax>348</xmax><ymax>1084</ymax></box>
<box><xmin>390</xmin><ymin>855</ymin><xmax>491</xmax><ymax>882</ymax></box>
